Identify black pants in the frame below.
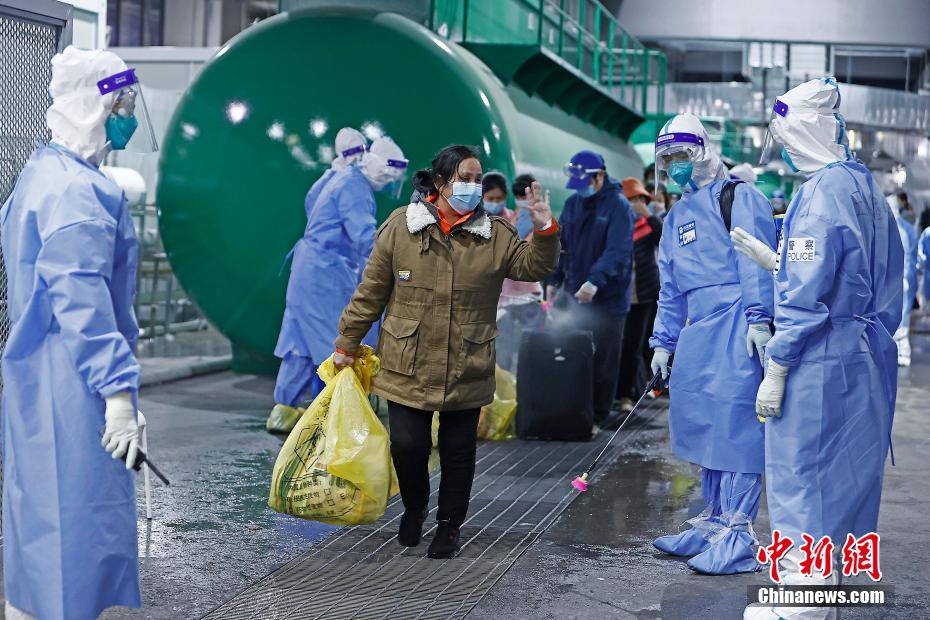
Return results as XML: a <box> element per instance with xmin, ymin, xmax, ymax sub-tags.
<box><xmin>388</xmin><ymin>402</ymin><xmax>480</xmax><ymax>527</ymax></box>
<box><xmin>574</xmin><ymin>305</ymin><xmax>626</xmax><ymax>423</ymax></box>
<box><xmin>617</xmin><ymin>301</ymin><xmax>658</xmax><ymax>400</ymax></box>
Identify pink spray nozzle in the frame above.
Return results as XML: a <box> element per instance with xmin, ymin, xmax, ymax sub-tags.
<box><xmin>540</xmin><ymin>300</ymin><xmax>554</xmax><ymax>313</ymax></box>
<box><xmin>571</xmin><ymin>475</ymin><xmax>589</xmax><ymax>492</ymax></box>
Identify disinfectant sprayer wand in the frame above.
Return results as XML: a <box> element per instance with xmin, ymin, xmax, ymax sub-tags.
<box><xmin>571</xmin><ymin>370</ymin><xmax>664</xmax><ymax>492</ymax></box>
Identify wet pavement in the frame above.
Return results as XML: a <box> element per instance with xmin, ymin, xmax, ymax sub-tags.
<box><xmin>2</xmin><ymin>333</ymin><xmax>927</xmax><ymax>619</ymax></box>
<box><xmin>471</xmin><ymin>334</ymin><xmax>930</xmax><ymax>620</ymax></box>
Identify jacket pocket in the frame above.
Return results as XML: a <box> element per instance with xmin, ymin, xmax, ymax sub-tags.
<box><xmin>457</xmin><ymin>322</ymin><xmax>498</xmax><ymax>381</ymax></box>
<box><xmin>380</xmin><ymin>315</ymin><xmax>420</xmax><ymax>376</ymax></box>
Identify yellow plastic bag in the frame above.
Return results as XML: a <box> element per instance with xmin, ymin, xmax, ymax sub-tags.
<box><xmin>268</xmin><ymin>346</ymin><xmax>398</xmax><ymax>525</ymax></box>
<box><xmin>477</xmin><ymin>366</ymin><xmax>517</xmax><ymax>440</ymax></box>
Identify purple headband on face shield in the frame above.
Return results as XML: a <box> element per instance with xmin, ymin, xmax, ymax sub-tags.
<box><xmin>656</xmin><ymin>132</ymin><xmax>704</xmax><ymax>148</ymax></box>
<box><xmin>387</xmin><ymin>159</ymin><xmax>408</xmax><ymax>169</ymax></box>
<box><xmin>773</xmin><ymin>99</ymin><xmax>789</xmax><ymax>117</ymax></box>
<box><xmin>97</xmin><ymin>69</ymin><xmax>138</xmax><ymax>95</ymax></box>
<box><xmin>340</xmin><ymin>145</ymin><xmax>365</xmax><ymax>158</ymax></box>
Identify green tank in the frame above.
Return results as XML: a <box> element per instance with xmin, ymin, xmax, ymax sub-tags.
<box><xmin>158</xmin><ymin>7</ymin><xmax>645</xmax><ymax>373</ymax></box>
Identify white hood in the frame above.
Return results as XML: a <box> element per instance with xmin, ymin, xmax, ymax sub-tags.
<box><xmin>46</xmin><ymin>46</ymin><xmax>128</xmax><ymax>161</ymax></box>
<box><xmin>659</xmin><ymin>113</ymin><xmax>728</xmax><ymax>192</ymax></box>
<box><xmin>769</xmin><ymin>78</ymin><xmax>851</xmax><ymax>174</ymax></box>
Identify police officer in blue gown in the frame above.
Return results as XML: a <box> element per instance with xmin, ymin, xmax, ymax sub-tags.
<box><xmin>733</xmin><ymin>78</ymin><xmax>903</xmax><ymax>620</ymax></box>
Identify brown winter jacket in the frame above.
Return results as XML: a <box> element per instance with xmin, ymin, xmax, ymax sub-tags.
<box><xmin>335</xmin><ymin>199</ymin><xmax>560</xmax><ymax>411</ymax></box>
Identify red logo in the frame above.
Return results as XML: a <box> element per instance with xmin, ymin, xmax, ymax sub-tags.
<box><xmin>756</xmin><ymin>529</ymin><xmax>794</xmax><ymax>583</ymax></box>
<box><xmin>757</xmin><ymin>531</ymin><xmax>882</xmax><ymax>583</ymax></box>
<box><xmin>841</xmin><ymin>532</ymin><xmax>883</xmax><ymax>582</ymax></box>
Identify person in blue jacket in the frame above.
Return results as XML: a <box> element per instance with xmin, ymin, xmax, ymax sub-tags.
<box><xmin>733</xmin><ymin>78</ymin><xmax>903</xmax><ymax>620</ymax></box>
<box><xmin>547</xmin><ymin>150</ymin><xmax>634</xmax><ymax>431</ymax></box>
<box><xmin>268</xmin><ymin>135</ymin><xmax>408</xmax><ymax>432</ymax></box>
<box><xmin>649</xmin><ymin>113</ymin><xmax>777</xmax><ymax>575</ymax></box>
<box><xmin>888</xmin><ymin>195</ymin><xmax>918</xmax><ymax>366</ymax></box>
<box><xmin>1</xmin><ymin>46</ymin><xmax>157</xmax><ymax>620</ymax></box>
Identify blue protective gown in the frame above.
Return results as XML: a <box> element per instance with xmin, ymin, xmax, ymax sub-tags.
<box><xmin>650</xmin><ymin>180</ymin><xmax>775</xmax><ymax>574</ymax></box>
<box><xmin>918</xmin><ymin>227</ymin><xmax>930</xmax><ymax>304</ymax></box>
<box><xmin>651</xmin><ymin>180</ymin><xmax>776</xmax><ymax>474</ymax></box>
<box><xmin>895</xmin><ymin>214</ymin><xmax>918</xmax><ymax>329</ymax></box>
<box><xmin>765</xmin><ymin>160</ymin><xmax>903</xmax><ymax>545</ymax></box>
<box><xmin>1</xmin><ymin>144</ymin><xmax>141</xmax><ymax>619</ymax></box>
<box><xmin>273</xmin><ymin>166</ymin><xmax>378</xmax><ymax>405</ymax></box>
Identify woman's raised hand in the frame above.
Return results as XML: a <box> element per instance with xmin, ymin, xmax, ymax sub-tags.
<box><xmin>524</xmin><ymin>181</ymin><xmax>552</xmax><ymax>230</ymax></box>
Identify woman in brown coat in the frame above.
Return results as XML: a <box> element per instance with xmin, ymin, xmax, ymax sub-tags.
<box><xmin>333</xmin><ymin>144</ymin><xmax>559</xmax><ymax>558</ymax></box>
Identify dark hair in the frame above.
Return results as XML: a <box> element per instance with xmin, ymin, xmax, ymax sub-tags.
<box><xmin>412</xmin><ymin>144</ymin><xmax>481</xmax><ymax>195</ymax></box>
<box><xmin>482</xmin><ymin>171</ymin><xmax>508</xmax><ymax>196</ymax></box>
<box><xmin>919</xmin><ymin>206</ymin><xmax>930</xmax><ymax>231</ymax></box>
<box><xmin>897</xmin><ymin>191</ymin><xmax>909</xmax><ymax>203</ymax></box>
<box><xmin>511</xmin><ymin>173</ymin><xmax>536</xmax><ymax>198</ymax></box>
<box><xmin>644</xmin><ymin>162</ymin><xmax>656</xmax><ymax>178</ymax></box>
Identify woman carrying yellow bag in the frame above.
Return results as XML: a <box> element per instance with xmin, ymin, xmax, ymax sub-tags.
<box><xmin>333</xmin><ymin>145</ymin><xmax>559</xmax><ymax>558</ymax></box>
<box><xmin>268</xmin><ymin>345</ymin><xmax>398</xmax><ymax>526</ymax></box>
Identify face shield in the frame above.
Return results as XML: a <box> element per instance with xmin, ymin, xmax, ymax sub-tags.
<box><xmin>97</xmin><ymin>69</ymin><xmax>158</xmax><ymax>153</ymax></box>
<box><xmin>758</xmin><ymin>99</ymin><xmax>789</xmax><ymax>166</ymax></box>
<box><xmin>655</xmin><ymin>132</ymin><xmax>705</xmax><ymax>190</ymax></box>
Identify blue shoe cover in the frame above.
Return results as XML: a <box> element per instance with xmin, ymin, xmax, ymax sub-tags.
<box><xmin>653</xmin><ymin>527</ymin><xmax>711</xmax><ymax>557</ymax></box>
<box><xmin>687</xmin><ymin>531</ymin><xmax>762</xmax><ymax>575</ymax></box>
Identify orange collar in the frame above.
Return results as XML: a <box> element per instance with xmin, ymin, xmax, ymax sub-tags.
<box><xmin>428</xmin><ymin>193</ymin><xmax>475</xmax><ymax>235</ymax></box>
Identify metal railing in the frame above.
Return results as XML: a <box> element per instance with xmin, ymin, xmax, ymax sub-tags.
<box><xmin>437</xmin><ymin>0</ymin><xmax>665</xmax><ymax>117</ymax></box>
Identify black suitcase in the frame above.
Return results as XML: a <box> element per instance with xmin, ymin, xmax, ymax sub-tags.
<box><xmin>516</xmin><ymin>329</ymin><xmax>595</xmax><ymax>441</ymax></box>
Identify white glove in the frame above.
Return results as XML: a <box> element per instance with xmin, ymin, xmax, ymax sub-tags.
<box><xmin>103</xmin><ymin>392</ymin><xmax>140</xmax><ymax>468</ymax></box>
<box><xmin>756</xmin><ymin>360</ymin><xmax>789</xmax><ymax>418</ymax></box>
<box><xmin>730</xmin><ymin>227</ymin><xmax>777</xmax><ymax>271</ymax></box>
<box><xmin>574</xmin><ymin>281</ymin><xmax>598</xmax><ymax>304</ymax></box>
<box><xmin>747</xmin><ymin>323</ymin><xmax>773</xmax><ymax>366</ymax></box>
<box><xmin>650</xmin><ymin>348</ymin><xmax>671</xmax><ymax>381</ymax></box>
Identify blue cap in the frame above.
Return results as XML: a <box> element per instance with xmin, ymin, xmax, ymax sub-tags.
<box><xmin>565</xmin><ymin>150</ymin><xmax>606</xmax><ymax>190</ymax></box>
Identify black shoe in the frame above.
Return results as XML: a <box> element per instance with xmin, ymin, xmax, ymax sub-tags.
<box><xmin>427</xmin><ymin>520</ymin><xmax>461</xmax><ymax>559</ymax></box>
<box><xmin>398</xmin><ymin>509</ymin><xmax>428</xmax><ymax>547</ymax></box>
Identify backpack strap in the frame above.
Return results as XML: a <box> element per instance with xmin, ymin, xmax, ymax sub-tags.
<box><xmin>719</xmin><ymin>180</ymin><xmax>743</xmax><ymax>231</ymax></box>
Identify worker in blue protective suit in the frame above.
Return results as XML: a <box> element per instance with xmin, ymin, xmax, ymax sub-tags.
<box><xmin>648</xmin><ymin>113</ymin><xmax>776</xmax><ymax>575</ymax></box>
<box><xmin>268</xmin><ymin>135</ymin><xmax>408</xmax><ymax>433</ymax></box>
<box><xmin>0</xmin><ymin>46</ymin><xmax>158</xmax><ymax>620</ymax></box>
<box><xmin>733</xmin><ymin>78</ymin><xmax>903</xmax><ymax>620</ymax></box>
<box><xmin>888</xmin><ymin>195</ymin><xmax>918</xmax><ymax>366</ymax></box>
<box><xmin>265</xmin><ymin>127</ymin><xmax>370</xmax><ymax>432</ymax></box>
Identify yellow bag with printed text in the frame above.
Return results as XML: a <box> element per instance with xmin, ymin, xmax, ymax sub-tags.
<box><xmin>268</xmin><ymin>346</ymin><xmax>399</xmax><ymax>525</ymax></box>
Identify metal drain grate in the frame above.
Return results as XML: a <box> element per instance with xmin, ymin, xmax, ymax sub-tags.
<box><xmin>205</xmin><ymin>401</ymin><xmax>667</xmax><ymax>620</ymax></box>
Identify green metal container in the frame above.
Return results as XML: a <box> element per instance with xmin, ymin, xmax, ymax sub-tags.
<box><xmin>158</xmin><ymin>7</ymin><xmax>644</xmax><ymax>373</ymax></box>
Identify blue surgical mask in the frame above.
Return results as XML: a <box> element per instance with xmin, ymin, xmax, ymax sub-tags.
<box><xmin>483</xmin><ymin>200</ymin><xmax>506</xmax><ymax>215</ymax></box>
<box><xmin>447</xmin><ymin>182</ymin><xmax>482</xmax><ymax>215</ymax></box>
<box><xmin>781</xmin><ymin>147</ymin><xmax>800</xmax><ymax>173</ymax></box>
<box><xmin>514</xmin><ymin>199</ymin><xmax>529</xmax><ymax>210</ymax></box>
<box><xmin>515</xmin><ymin>208</ymin><xmax>534</xmax><ymax>238</ymax></box>
<box><xmin>105</xmin><ymin>114</ymin><xmax>138</xmax><ymax>151</ymax></box>
<box><xmin>668</xmin><ymin>161</ymin><xmax>694</xmax><ymax>188</ymax></box>
<box><xmin>576</xmin><ymin>184</ymin><xmax>595</xmax><ymax>198</ymax></box>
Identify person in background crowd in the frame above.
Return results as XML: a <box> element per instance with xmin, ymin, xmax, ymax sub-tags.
<box><xmin>898</xmin><ymin>191</ymin><xmax>917</xmax><ymax>226</ymax></box>
<box><xmin>645</xmin><ymin>181</ymin><xmax>669</xmax><ymax>219</ymax></box>
<box><xmin>770</xmin><ymin>189</ymin><xmax>787</xmax><ymax>215</ymax></box>
<box><xmin>643</xmin><ymin>162</ymin><xmax>656</xmax><ymax>185</ymax></box>
<box><xmin>888</xmin><ymin>195</ymin><xmax>918</xmax><ymax>366</ymax></box>
<box><xmin>548</xmin><ymin>150</ymin><xmax>634</xmax><ymax>433</ymax></box>
<box><xmin>486</xmin><ymin>171</ymin><xmax>545</xmax><ymax>372</ymax></box>
<box><xmin>613</xmin><ymin>177</ymin><xmax>662</xmax><ymax>422</ymax></box>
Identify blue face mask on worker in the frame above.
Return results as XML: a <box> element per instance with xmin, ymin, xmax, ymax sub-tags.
<box><xmin>447</xmin><ymin>182</ymin><xmax>482</xmax><ymax>215</ymax></box>
<box><xmin>668</xmin><ymin>161</ymin><xmax>694</xmax><ymax>188</ymax></box>
<box><xmin>483</xmin><ymin>200</ymin><xmax>506</xmax><ymax>215</ymax></box>
<box><xmin>105</xmin><ymin>114</ymin><xmax>138</xmax><ymax>150</ymax></box>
